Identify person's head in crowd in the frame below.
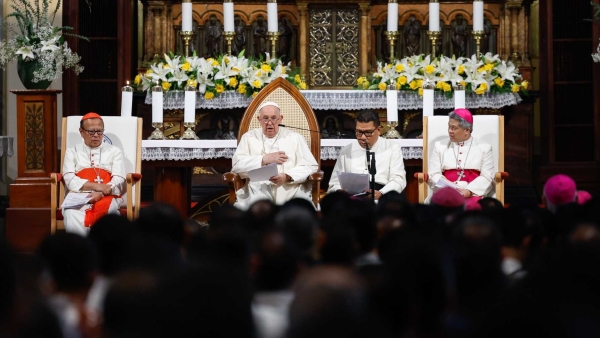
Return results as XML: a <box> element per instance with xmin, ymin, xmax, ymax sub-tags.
<box><xmin>478</xmin><ymin>197</ymin><xmax>503</xmax><ymax>211</ymax></box>
<box><xmin>377</xmin><ymin>191</ymin><xmax>416</xmax><ymax>225</ymax></box>
<box><xmin>465</xmin><ymin>198</ymin><xmax>482</xmax><ymax>211</ymax></box>
<box><xmin>431</xmin><ymin>187</ymin><xmax>465</xmax><ymax>209</ymax></box>
<box><xmin>251</xmin><ymin>228</ymin><xmax>300</xmax><ymax>291</ymax></box>
<box><xmin>319</xmin><ymin>190</ymin><xmax>351</xmax><ymax>218</ymax></box>
<box><xmin>499</xmin><ymin>208</ymin><xmax>545</xmax><ymax>278</ymax></box>
<box><xmin>543</xmin><ymin>174</ymin><xmax>577</xmax><ymax>213</ymax></box>
<box><xmin>88</xmin><ymin>214</ymin><xmax>134</xmax><ymax>277</ymax></box>
<box><xmin>282</xmin><ymin>197</ymin><xmax>318</xmax><ymax>218</ymax></box>
<box><xmin>274</xmin><ymin>205</ymin><xmax>319</xmax><ymax>265</ymax></box>
<box><xmin>246</xmin><ymin>199</ymin><xmax>279</xmax><ymax>232</ymax></box>
<box><xmin>37</xmin><ymin>233</ymin><xmax>97</xmax><ymax>294</ymax></box>
<box><xmin>135</xmin><ymin>202</ymin><xmax>185</xmax><ymax>246</ymax></box>
<box><xmin>577</xmin><ymin>190</ymin><xmax>592</xmax><ymax>205</ymax></box>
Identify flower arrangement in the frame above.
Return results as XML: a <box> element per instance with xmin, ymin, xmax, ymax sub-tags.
<box><xmin>355</xmin><ymin>53</ymin><xmax>529</xmax><ymax>96</ymax></box>
<box><xmin>0</xmin><ymin>0</ymin><xmax>88</xmax><ymax>87</ymax></box>
<box><xmin>135</xmin><ymin>51</ymin><xmax>307</xmax><ymax>100</ymax></box>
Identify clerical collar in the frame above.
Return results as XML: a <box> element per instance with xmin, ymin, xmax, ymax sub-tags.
<box><xmin>84</xmin><ymin>142</ymin><xmax>103</xmax><ymax>151</ymax></box>
<box><xmin>454</xmin><ymin>136</ymin><xmax>472</xmax><ymax>147</ymax></box>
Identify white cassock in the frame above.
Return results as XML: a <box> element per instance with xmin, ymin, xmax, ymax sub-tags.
<box><xmin>427</xmin><ymin>136</ymin><xmax>495</xmax><ymax>198</ymax></box>
<box><xmin>328</xmin><ymin>138</ymin><xmax>407</xmax><ymax>194</ymax></box>
<box><xmin>62</xmin><ymin>143</ymin><xmax>126</xmax><ymax>236</ymax></box>
<box><xmin>232</xmin><ymin>128</ymin><xmax>318</xmax><ymax>210</ymax></box>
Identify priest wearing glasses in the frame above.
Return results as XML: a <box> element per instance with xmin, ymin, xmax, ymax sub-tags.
<box><xmin>427</xmin><ymin>109</ymin><xmax>494</xmax><ymax>201</ymax></box>
<box><xmin>231</xmin><ymin>102</ymin><xmax>318</xmax><ymax>210</ymax></box>
<box><xmin>62</xmin><ymin>112</ymin><xmax>126</xmax><ymax>235</ymax></box>
<box><xmin>327</xmin><ymin>110</ymin><xmax>407</xmax><ymax>200</ymax></box>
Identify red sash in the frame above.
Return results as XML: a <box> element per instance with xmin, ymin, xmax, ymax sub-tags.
<box><xmin>76</xmin><ymin>168</ymin><xmax>114</xmax><ymax>227</ymax></box>
<box><xmin>443</xmin><ymin>169</ymin><xmax>482</xmax><ymax>202</ymax></box>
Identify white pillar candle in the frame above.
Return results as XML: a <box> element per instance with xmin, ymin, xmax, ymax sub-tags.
<box><xmin>182</xmin><ymin>1</ymin><xmax>193</xmax><ymax>31</ymax></box>
<box><xmin>386</xmin><ymin>89</ymin><xmax>399</xmax><ymax>122</ymax></box>
<box><xmin>454</xmin><ymin>89</ymin><xmax>466</xmax><ymax>109</ymax></box>
<box><xmin>152</xmin><ymin>85</ymin><xmax>164</xmax><ymax>123</ymax></box>
<box><xmin>387</xmin><ymin>2</ymin><xmax>398</xmax><ymax>32</ymax></box>
<box><xmin>267</xmin><ymin>2</ymin><xmax>278</xmax><ymax>32</ymax></box>
<box><xmin>473</xmin><ymin>1</ymin><xmax>484</xmax><ymax>31</ymax></box>
<box><xmin>423</xmin><ymin>89</ymin><xmax>434</xmax><ymax>116</ymax></box>
<box><xmin>429</xmin><ymin>2</ymin><xmax>440</xmax><ymax>31</ymax></box>
<box><xmin>223</xmin><ymin>2</ymin><xmax>235</xmax><ymax>32</ymax></box>
<box><xmin>121</xmin><ymin>81</ymin><xmax>133</xmax><ymax>117</ymax></box>
<box><xmin>184</xmin><ymin>87</ymin><xmax>196</xmax><ymax>123</ymax></box>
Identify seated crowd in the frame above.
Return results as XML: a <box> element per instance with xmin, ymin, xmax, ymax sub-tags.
<box><xmin>0</xmin><ymin>173</ymin><xmax>598</xmax><ymax>338</ymax></box>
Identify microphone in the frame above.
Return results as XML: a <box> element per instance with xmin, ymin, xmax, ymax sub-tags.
<box><xmin>278</xmin><ymin>124</ymin><xmax>321</xmax><ymax>133</ymax></box>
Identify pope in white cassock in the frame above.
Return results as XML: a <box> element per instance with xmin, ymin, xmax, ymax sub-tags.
<box><xmin>62</xmin><ymin>113</ymin><xmax>126</xmax><ymax>236</ymax></box>
<box><xmin>427</xmin><ymin>109</ymin><xmax>495</xmax><ymax>202</ymax></box>
<box><xmin>328</xmin><ymin>110</ymin><xmax>406</xmax><ymax>200</ymax></box>
<box><xmin>231</xmin><ymin>102</ymin><xmax>318</xmax><ymax>210</ymax></box>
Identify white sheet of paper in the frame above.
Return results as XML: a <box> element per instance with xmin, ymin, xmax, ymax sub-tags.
<box><xmin>435</xmin><ymin>177</ymin><xmax>460</xmax><ymax>191</ymax></box>
<box><xmin>61</xmin><ymin>192</ymin><xmax>93</xmax><ymax>209</ymax></box>
<box><xmin>338</xmin><ymin>171</ymin><xmax>370</xmax><ymax>195</ymax></box>
<box><xmin>247</xmin><ymin>163</ymin><xmax>279</xmax><ymax>182</ymax></box>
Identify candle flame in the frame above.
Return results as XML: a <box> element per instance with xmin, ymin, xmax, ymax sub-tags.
<box><xmin>127</xmin><ymin>80</ymin><xmax>130</xmax><ymax>86</ymax></box>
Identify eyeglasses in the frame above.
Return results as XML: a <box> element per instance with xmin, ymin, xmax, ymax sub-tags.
<box><xmin>448</xmin><ymin>125</ymin><xmax>462</xmax><ymax>132</ymax></box>
<box><xmin>81</xmin><ymin>128</ymin><xmax>105</xmax><ymax>136</ymax></box>
<box><xmin>355</xmin><ymin>129</ymin><xmax>376</xmax><ymax>137</ymax></box>
<box><xmin>261</xmin><ymin>117</ymin><xmax>280</xmax><ymax>124</ymax></box>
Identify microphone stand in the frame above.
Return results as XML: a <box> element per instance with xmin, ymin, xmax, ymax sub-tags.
<box><xmin>366</xmin><ymin>142</ymin><xmax>376</xmax><ymax>203</ymax></box>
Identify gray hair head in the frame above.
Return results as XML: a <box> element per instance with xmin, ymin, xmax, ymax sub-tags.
<box><xmin>448</xmin><ymin>111</ymin><xmax>473</xmax><ymax>133</ymax></box>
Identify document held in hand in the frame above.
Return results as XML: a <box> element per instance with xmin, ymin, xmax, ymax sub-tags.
<box><xmin>434</xmin><ymin>177</ymin><xmax>460</xmax><ymax>191</ymax></box>
<box><xmin>247</xmin><ymin>163</ymin><xmax>279</xmax><ymax>182</ymax></box>
<box><xmin>61</xmin><ymin>192</ymin><xmax>93</xmax><ymax>209</ymax></box>
<box><xmin>338</xmin><ymin>171</ymin><xmax>369</xmax><ymax>195</ymax></box>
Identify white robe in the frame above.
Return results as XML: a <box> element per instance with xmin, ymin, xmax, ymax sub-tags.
<box><xmin>62</xmin><ymin>143</ymin><xmax>126</xmax><ymax>236</ymax></box>
<box><xmin>427</xmin><ymin>136</ymin><xmax>495</xmax><ymax>197</ymax></box>
<box><xmin>327</xmin><ymin>138</ymin><xmax>407</xmax><ymax>194</ymax></box>
<box><xmin>232</xmin><ymin>128</ymin><xmax>318</xmax><ymax>210</ymax></box>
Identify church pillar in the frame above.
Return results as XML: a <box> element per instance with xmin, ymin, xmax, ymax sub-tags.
<box><xmin>359</xmin><ymin>3</ymin><xmax>370</xmax><ymax>76</ymax></box>
<box><xmin>507</xmin><ymin>0</ymin><xmax>523</xmax><ymax>66</ymax></box>
<box><xmin>297</xmin><ymin>3</ymin><xmax>309</xmax><ymax>80</ymax></box>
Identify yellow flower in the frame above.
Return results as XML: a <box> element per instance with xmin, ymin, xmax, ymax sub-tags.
<box><xmin>457</xmin><ymin>65</ymin><xmax>465</xmax><ymax>74</ymax></box>
<box><xmin>298</xmin><ymin>82</ymin><xmax>307</xmax><ymax>90</ymax></box>
<box><xmin>261</xmin><ymin>64</ymin><xmax>272</xmax><ymax>72</ymax></box>
<box><xmin>229</xmin><ymin>77</ymin><xmax>238</xmax><ymax>88</ymax></box>
<box><xmin>161</xmin><ymin>82</ymin><xmax>171</xmax><ymax>91</ymax></box>
<box><xmin>387</xmin><ymin>64</ymin><xmax>393</xmax><ymax>69</ymax></box>
<box><xmin>186</xmin><ymin>79</ymin><xmax>198</xmax><ymax>88</ymax></box>
<box><xmin>397</xmin><ymin>76</ymin><xmax>407</xmax><ymax>85</ymax></box>
<box><xmin>252</xmin><ymin>79</ymin><xmax>263</xmax><ymax>89</ymax></box>
<box><xmin>477</xmin><ymin>66</ymin><xmax>485</xmax><ymax>73</ymax></box>
<box><xmin>375</xmin><ymin>73</ymin><xmax>381</xmax><ymax>78</ymax></box>
<box><xmin>409</xmin><ymin>80</ymin><xmax>418</xmax><ymax>90</ymax></box>
<box><xmin>181</xmin><ymin>62</ymin><xmax>191</xmax><ymax>71</ymax></box>
<box><xmin>134</xmin><ymin>74</ymin><xmax>142</xmax><ymax>85</ymax></box>
<box><xmin>395</xmin><ymin>64</ymin><xmax>405</xmax><ymax>72</ymax></box>
<box><xmin>256</xmin><ymin>70</ymin><xmax>263</xmax><ymax>77</ymax></box>
<box><xmin>237</xmin><ymin>84</ymin><xmax>247</xmax><ymax>94</ymax></box>
<box><xmin>460</xmin><ymin>81</ymin><xmax>467</xmax><ymax>88</ymax></box>
<box><xmin>442</xmin><ymin>83</ymin><xmax>452</xmax><ymax>92</ymax></box>
<box><xmin>417</xmin><ymin>79</ymin><xmax>424</xmax><ymax>88</ymax></box>
<box><xmin>207</xmin><ymin>58</ymin><xmax>214</xmax><ymax>64</ymax></box>
<box><xmin>162</xmin><ymin>63</ymin><xmax>170</xmax><ymax>69</ymax></box>
<box><xmin>281</xmin><ymin>67</ymin><xmax>286</xmax><ymax>74</ymax></box>
<box><xmin>145</xmin><ymin>69</ymin><xmax>153</xmax><ymax>75</ymax></box>
<box><xmin>216</xmin><ymin>84</ymin><xmax>225</xmax><ymax>93</ymax></box>
<box><xmin>484</xmin><ymin>64</ymin><xmax>494</xmax><ymax>72</ymax></box>
<box><xmin>357</xmin><ymin>76</ymin><xmax>366</xmax><ymax>85</ymax></box>
<box><xmin>475</xmin><ymin>83</ymin><xmax>488</xmax><ymax>95</ymax></box>
<box><xmin>511</xmin><ymin>84</ymin><xmax>520</xmax><ymax>93</ymax></box>
<box><xmin>362</xmin><ymin>81</ymin><xmax>369</xmax><ymax>89</ymax></box>
<box><xmin>211</xmin><ymin>60</ymin><xmax>219</xmax><ymax>67</ymax></box>
<box><xmin>425</xmin><ymin>65</ymin><xmax>435</xmax><ymax>74</ymax></box>
<box><xmin>494</xmin><ymin>78</ymin><xmax>505</xmax><ymax>88</ymax></box>
<box><xmin>296</xmin><ymin>74</ymin><xmax>303</xmax><ymax>83</ymax></box>
<box><xmin>252</xmin><ymin>91</ymin><xmax>259</xmax><ymax>98</ymax></box>
<box><xmin>436</xmin><ymin>81</ymin><xmax>445</xmax><ymax>89</ymax></box>
<box><xmin>205</xmin><ymin>92</ymin><xmax>215</xmax><ymax>100</ymax></box>
<box><xmin>418</xmin><ymin>88</ymin><xmax>424</xmax><ymax>96</ymax></box>
<box><xmin>378</xmin><ymin>82</ymin><xmax>387</xmax><ymax>91</ymax></box>
<box><xmin>521</xmin><ymin>80</ymin><xmax>529</xmax><ymax>90</ymax></box>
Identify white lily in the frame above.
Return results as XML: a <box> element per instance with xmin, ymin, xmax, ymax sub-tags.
<box><xmin>482</xmin><ymin>52</ymin><xmax>501</xmax><ymax>65</ymax></box>
<box><xmin>214</xmin><ymin>58</ymin><xmax>239</xmax><ymax>85</ymax></box>
<box><xmin>195</xmin><ymin>57</ymin><xmax>215</xmax><ymax>78</ymax></box>
<box><xmin>374</xmin><ymin>61</ymin><xmax>397</xmax><ymax>84</ymax></box>
<box><xmin>149</xmin><ymin>63</ymin><xmax>172</xmax><ymax>82</ymax></box>
<box><xmin>163</xmin><ymin>54</ymin><xmax>182</xmax><ymax>70</ymax></box>
<box><xmin>495</xmin><ymin>61</ymin><xmax>517</xmax><ymax>83</ymax></box>
<box><xmin>40</xmin><ymin>37</ymin><xmax>60</xmax><ymax>52</ymax></box>
<box><xmin>168</xmin><ymin>67</ymin><xmax>189</xmax><ymax>87</ymax></box>
<box><xmin>267</xmin><ymin>63</ymin><xmax>288</xmax><ymax>82</ymax></box>
<box><xmin>196</xmin><ymin>72</ymin><xmax>215</xmax><ymax>94</ymax></box>
<box><xmin>16</xmin><ymin>46</ymin><xmax>35</xmax><ymax>60</ymax></box>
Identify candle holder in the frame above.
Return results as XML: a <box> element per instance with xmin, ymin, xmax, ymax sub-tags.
<box><xmin>472</xmin><ymin>30</ymin><xmax>485</xmax><ymax>60</ymax></box>
<box><xmin>122</xmin><ymin>82</ymin><xmax>133</xmax><ymax>93</ymax></box>
<box><xmin>180</xmin><ymin>30</ymin><xmax>196</xmax><ymax>57</ymax></box>
<box><xmin>426</xmin><ymin>31</ymin><xmax>442</xmax><ymax>58</ymax></box>
<box><xmin>180</xmin><ymin>122</ymin><xmax>199</xmax><ymax>140</ymax></box>
<box><xmin>148</xmin><ymin>122</ymin><xmax>167</xmax><ymax>140</ymax></box>
<box><xmin>384</xmin><ymin>84</ymin><xmax>401</xmax><ymax>139</ymax></box>
<box><xmin>266</xmin><ymin>31</ymin><xmax>280</xmax><ymax>59</ymax></box>
<box><xmin>383</xmin><ymin>31</ymin><xmax>400</xmax><ymax>62</ymax></box>
<box><xmin>223</xmin><ymin>31</ymin><xmax>235</xmax><ymax>56</ymax></box>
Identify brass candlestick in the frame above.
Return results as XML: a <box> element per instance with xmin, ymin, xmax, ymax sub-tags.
<box><xmin>223</xmin><ymin>31</ymin><xmax>235</xmax><ymax>56</ymax></box>
<box><xmin>384</xmin><ymin>121</ymin><xmax>401</xmax><ymax>139</ymax></box>
<box><xmin>180</xmin><ymin>122</ymin><xmax>199</xmax><ymax>140</ymax></box>
<box><xmin>426</xmin><ymin>30</ymin><xmax>441</xmax><ymax>58</ymax></box>
<box><xmin>472</xmin><ymin>30</ymin><xmax>484</xmax><ymax>60</ymax></box>
<box><xmin>180</xmin><ymin>30</ymin><xmax>195</xmax><ymax>57</ymax></box>
<box><xmin>148</xmin><ymin>122</ymin><xmax>167</xmax><ymax>140</ymax></box>
<box><xmin>266</xmin><ymin>31</ymin><xmax>280</xmax><ymax>58</ymax></box>
<box><xmin>383</xmin><ymin>31</ymin><xmax>400</xmax><ymax>62</ymax></box>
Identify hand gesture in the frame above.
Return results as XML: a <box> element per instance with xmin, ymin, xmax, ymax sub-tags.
<box><xmin>262</xmin><ymin>151</ymin><xmax>288</xmax><ymax>165</ymax></box>
<box><xmin>98</xmin><ymin>184</ymin><xmax>113</xmax><ymax>195</ymax></box>
<box><xmin>456</xmin><ymin>188</ymin><xmax>472</xmax><ymax>198</ymax></box>
<box><xmin>363</xmin><ymin>189</ymin><xmax>382</xmax><ymax>200</ymax></box>
<box><xmin>87</xmin><ymin>191</ymin><xmax>103</xmax><ymax>204</ymax></box>
<box><xmin>269</xmin><ymin>173</ymin><xmax>289</xmax><ymax>186</ymax></box>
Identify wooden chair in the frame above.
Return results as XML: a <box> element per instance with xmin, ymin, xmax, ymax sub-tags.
<box><xmin>223</xmin><ymin>77</ymin><xmax>324</xmax><ymax>207</ymax></box>
<box><xmin>415</xmin><ymin>115</ymin><xmax>508</xmax><ymax>204</ymax></box>
<box><xmin>50</xmin><ymin>116</ymin><xmax>143</xmax><ymax>234</ymax></box>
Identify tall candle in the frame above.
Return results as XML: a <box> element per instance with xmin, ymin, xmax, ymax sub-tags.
<box><xmin>473</xmin><ymin>1</ymin><xmax>484</xmax><ymax>31</ymax></box>
<box><xmin>121</xmin><ymin>81</ymin><xmax>133</xmax><ymax>117</ymax></box>
<box><xmin>387</xmin><ymin>88</ymin><xmax>398</xmax><ymax>122</ymax></box>
<box><xmin>184</xmin><ymin>86</ymin><xmax>196</xmax><ymax>123</ymax></box>
<box><xmin>423</xmin><ymin>89</ymin><xmax>434</xmax><ymax>116</ymax></box>
<box><xmin>182</xmin><ymin>0</ymin><xmax>193</xmax><ymax>31</ymax></box>
<box><xmin>454</xmin><ymin>89</ymin><xmax>466</xmax><ymax>109</ymax></box>
<box><xmin>152</xmin><ymin>84</ymin><xmax>163</xmax><ymax>123</ymax></box>
<box><xmin>429</xmin><ymin>1</ymin><xmax>440</xmax><ymax>31</ymax></box>
<box><xmin>387</xmin><ymin>1</ymin><xmax>398</xmax><ymax>32</ymax></box>
<box><xmin>223</xmin><ymin>1</ymin><xmax>235</xmax><ymax>32</ymax></box>
<box><xmin>267</xmin><ymin>1</ymin><xmax>278</xmax><ymax>32</ymax></box>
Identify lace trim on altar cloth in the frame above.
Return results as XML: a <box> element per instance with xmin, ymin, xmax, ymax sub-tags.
<box><xmin>142</xmin><ymin>146</ymin><xmax>423</xmax><ymax>161</ymax></box>
<box><xmin>144</xmin><ymin>90</ymin><xmax>521</xmax><ymax>111</ymax></box>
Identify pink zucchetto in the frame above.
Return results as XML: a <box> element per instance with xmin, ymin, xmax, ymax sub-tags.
<box><xmin>453</xmin><ymin>108</ymin><xmax>473</xmax><ymax>125</ymax></box>
<box><xmin>431</xmin><ymin>187</ymin><xmax>465</xmax><ymax>208</ymax></box>
<box><xmin>577</xmin><ymin>190</ymin><xmax>592</xmax><ymax>205</ymax></box>
<box><xmin>544</xmin><ymin>174</ymin><xmax>577</xmax><ymax>206</ymax></box>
